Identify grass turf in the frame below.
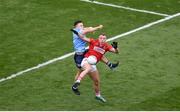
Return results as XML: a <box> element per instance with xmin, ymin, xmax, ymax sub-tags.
<box><xmin>0</xmin><ymin>0</ymin><xmax>162</xmax><ymax>78</ymax></box>
<box><xmin>98</xmin><ymin>0</ymin><xmax>180</xmax><ymax>14</ymax></box>
<box><xmin>0</xmin><ymin>11</ymin><xmax>180</xmax><ymax>111</ymax></box>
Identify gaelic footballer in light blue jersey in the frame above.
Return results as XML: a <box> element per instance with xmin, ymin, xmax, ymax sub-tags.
<box><xmin>72</xmin><ymin>20</ymin><xmax>103</xmax><ymax>68</ymax></box>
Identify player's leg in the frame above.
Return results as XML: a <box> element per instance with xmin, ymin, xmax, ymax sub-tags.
<box><xmin>74</xmin><ymin>69</ymin><xmax>82</xmax><ymax>81</ymax></box>
<box><xmin>89</xmin><ymin>70</ymin><xmax>100</xmax><ymax>96</ymax></box>
<box><xmin>76</xmin><ymin>62</ymin><xmax>91</xmax><ymax>82</ymax></box>
<box><xmin>73</xmin><ymin>53</ymin><xmax>85</xmax><ymax>81</ymax></box>
<box><xmin>72</xmin><ymin>58</ymin><xmax>92</xmax><ymax>95</ymax></box>
<box><xmin>72</xmin><ymin>53</ymin><xmax>84</xmax><ymax>95</ymax></box>
<box><xmin>89</xmin><ymin>67</ymin><xmax>106</xmax><ymax>103</ymax></box>
<box><xmin>101</xmin><ymin>56</ymin><xmax>119</xmax><ymax>70</ymax></box>
<box><xmin>73</xmin><ymin>52</ymin><xmax>87</xmax><ymax>80</ymax></box>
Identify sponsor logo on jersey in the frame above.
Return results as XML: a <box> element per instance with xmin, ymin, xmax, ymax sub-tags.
<box><xmin>93</xmin><ymin>46</ymin><xmax>105</xmax><ymax>54</ymax></box>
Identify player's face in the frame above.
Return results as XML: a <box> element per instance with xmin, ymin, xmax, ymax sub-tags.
<box><xmin>76</xmin><ymin>22</ymin><xmax>84</xmax><ymax>29</ymax></box>
<box><xmin>99</xmin><ymin>35</ymin><xmax>107</xmax><ymax>44</ymax></box>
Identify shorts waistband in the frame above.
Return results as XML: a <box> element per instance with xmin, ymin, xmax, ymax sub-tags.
<box><xmin>75</xmin><ymin>52</ymin><xmax>85</xmax><ymax>55</ymax></box>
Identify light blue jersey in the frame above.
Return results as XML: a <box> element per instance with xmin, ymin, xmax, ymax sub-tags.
<box><xmin>73</xmin><ymin>28</ymin><xmax>87</xmax><ymax>53</ymax></box>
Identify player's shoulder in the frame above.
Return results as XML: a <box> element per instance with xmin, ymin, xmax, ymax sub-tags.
<box><xmin>74</xmin><ymin>27</ymin><xmax>82</xmax><ymax>33</ymax></box>
<box><xmin>104</xmin><ymin>42</ymin><xmax>110</xmax><ymax>46</ymax></box>
<box><xmin>89</xmin><ymin>38</ymin><xmax>96</xmax><ymax>41</ymax></box>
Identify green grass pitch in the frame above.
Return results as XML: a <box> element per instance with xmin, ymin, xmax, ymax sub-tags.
<box><xmin>0</xmin><ymin>0</ymin><xmax>180</xmax><ymax>110</ymax></box>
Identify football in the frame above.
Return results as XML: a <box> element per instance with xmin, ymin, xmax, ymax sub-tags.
<box><xmin>87</xmin><ymin>55</ymin><xmax>97</xmax><ymax>65</ymax></box>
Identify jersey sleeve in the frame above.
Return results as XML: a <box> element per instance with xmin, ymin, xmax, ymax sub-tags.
<box><xmin>106</xmin><ymin>43</ymin><xmax>113</xmax><ymax>51</ymax></box>
<box><xmin>89</xmin><ymin>38</ymin><xmax>95</xmax><ymax>44</ymax></box>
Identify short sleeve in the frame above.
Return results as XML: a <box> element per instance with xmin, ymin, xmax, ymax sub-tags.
<box><xmin>89</xmin><ymin>38</ymin><xmax>95</xmax><ymax>44</ymax></box>
<box><xmin>106</xmin><ymin>43</ymin><xmax>113</xmax><ymax>51</ymax></box>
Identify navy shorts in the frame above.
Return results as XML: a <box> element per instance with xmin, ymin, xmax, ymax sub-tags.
<box><xmin>74</xmin><ymin>53</ymin><xmax>84</xmax><ymax>68</ymax></box>
<box><xmin>74</xmin><ymin>50</ymin><xmax>88</xmax><ymax>68</ymax></box>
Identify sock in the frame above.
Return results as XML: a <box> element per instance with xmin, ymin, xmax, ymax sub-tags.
<box><xmin>96</xmin><ymin>91</ymin><xmax>101</xmax><ymax>97</ymax></box>
<box><xmin>107</xmin><ymin>61</ymin><xmax>112</xmax><ymax>67</ymax></box>
<box><xmin>75</xmin><ymin>79</ymin><xmax>80</xmax><ymax>83</ymax></box>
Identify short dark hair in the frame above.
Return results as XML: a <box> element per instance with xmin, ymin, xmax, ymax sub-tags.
<box><xmin>74</xmin><ymin>20</ymin><xmax>83</xmax><ymax>26</ymax></box>
<box><xmin>101</xmin><ymin>33</ymin><xmax>106</xmax><ymax>36</ymax></box>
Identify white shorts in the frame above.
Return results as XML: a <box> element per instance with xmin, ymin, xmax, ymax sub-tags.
<box><xmin>81</xmin><ymin>58</ymin><xmax>97</xmax><ymax>72</ymax></box>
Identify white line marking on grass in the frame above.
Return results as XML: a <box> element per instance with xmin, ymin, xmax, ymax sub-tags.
<box><xmin>0</xmin><ymin>52</ymin><xmax>75</xmax><ymax>82</ymax></box>
<box><xmin>80</xmin><ymin>0</ymin><xmax>170</xmax><ymax>17</ymax></box>
<box><xmin>0</xmin><ymin>13</ymin><xmax>180</xmax><ymax>83</ymax></box>
<box><xmin>107</xmin><ymin>13</ymin><xmax>180</xmax><ymax>42</ymax></box>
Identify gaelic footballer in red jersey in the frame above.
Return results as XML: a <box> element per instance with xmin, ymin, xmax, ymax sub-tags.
<box><xmin>71</xmin><ymin>31</ymin><xmax>119</xmax><ymax>102</ymax></box>
<box><xmin>78</xmin><ymin>34</ymin><xmax>118</xmax><ymax>80</ymax></box>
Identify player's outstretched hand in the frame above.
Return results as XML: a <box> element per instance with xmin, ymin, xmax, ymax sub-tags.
<box><xmin>70</xmin><ymin>29</ymin><xmax>79</xmax><ymax>35</ymax></box>
<box><xmin>111</xmin><ymin>42</ymin><xmax>118</xmax><ymax>49</ymax></box>
<box><xmin>98</xmin><ymin>25</ymin><xmax>103</xmax><ymax>29</ymax></box>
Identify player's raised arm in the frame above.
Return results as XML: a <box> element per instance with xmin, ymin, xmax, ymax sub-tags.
<box><xmin>70</xmin><ymin>29</ymin><xmax>90</xmax><ymax>42</ymax></box>
<box><xmin>82</xmin><ymin>25</ymin><xmax>103</xmax><ymax>35</ymax></box>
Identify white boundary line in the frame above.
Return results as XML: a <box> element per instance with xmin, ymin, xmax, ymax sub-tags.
<box><xmin>0</xmin><ymin>13</ymin><xmax>180</xmax><ymax>83</ymax></box>
<box><xmin>106</xmin><ymin>13</ymin><xmax>179</xmax><ymax>42</ymax></box>
<box><xmin>80</xmin><ymin>0</ymin><xmax>170</xmax><ymax>17</ymax></box>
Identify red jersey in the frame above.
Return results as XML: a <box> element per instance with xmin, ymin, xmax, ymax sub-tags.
<box><xmin>85</xmin><ymin>38</ymin><xmax>113</xmax><ymax>62</ymax></box>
